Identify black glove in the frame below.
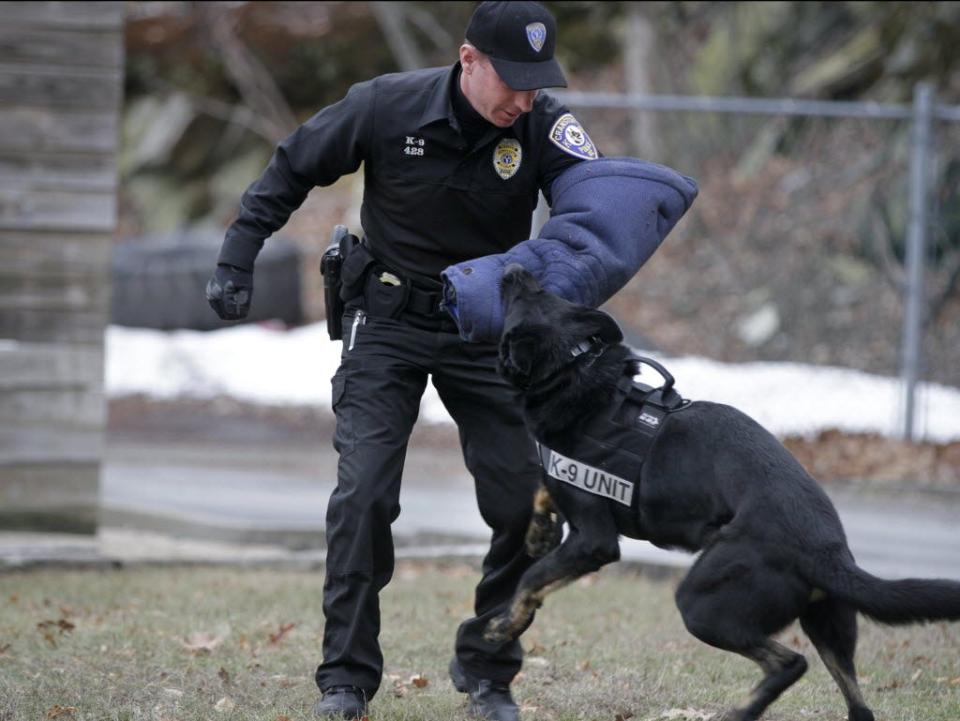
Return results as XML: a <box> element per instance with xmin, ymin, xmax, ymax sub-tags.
<box><xmin>205</xmin><ymin>264</ymin><xmax>253</xmax><ymax>321</ymax></box>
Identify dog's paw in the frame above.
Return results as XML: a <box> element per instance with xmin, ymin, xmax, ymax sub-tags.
<box><xmin>525</xmin><ymin>515</ymin><xmax>562</xmax><ymax>558</ymax></box>
<box><xmin>483</xmin><ymin>615</ymin><xmax>514</xmax><ymax>645</ymax></box>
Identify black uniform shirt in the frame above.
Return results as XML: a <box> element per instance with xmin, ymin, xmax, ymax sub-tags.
<box><xmin>219</xmin><ymin>63</ymin><xmax>596</xmax><ymax>280</ymax></box>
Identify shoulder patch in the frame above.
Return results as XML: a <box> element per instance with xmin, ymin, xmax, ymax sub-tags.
<box><xmin>493</xmin><ymin>138</ymin><xmax>522</xmax><ymax>180</ymax></box>
<box><xmin>548</xmin><ymin>113</ymin><xmax>598</xmax><ymax>160</ymax></box>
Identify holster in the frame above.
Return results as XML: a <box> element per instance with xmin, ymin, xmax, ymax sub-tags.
<box><xmin>339</xmin><ymin>241</ymin><xmax>376</xmax><ymax>303</ymax></box>
<box><xmin>319</xmin><ymin>225</ymin><xmax>360</xmax><ymax>340</ymax></box>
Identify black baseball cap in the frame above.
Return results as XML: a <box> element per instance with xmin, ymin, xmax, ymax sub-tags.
<box><xmin>465</xmin><ymin>1</ymin><xmax>567</xmax><ymax>91</ymax></box>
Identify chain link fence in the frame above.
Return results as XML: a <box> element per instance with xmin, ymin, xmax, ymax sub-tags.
<box><xmin>554</xmin><ymin>86</ymin><xmax>959</xmax><ymax>439</ymax></box>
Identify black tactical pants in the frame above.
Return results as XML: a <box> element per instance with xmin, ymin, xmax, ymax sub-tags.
<box><xmin>315</xmin><ymin>304</ymin><xmax>541</xmax><ymax>700</ymax></box>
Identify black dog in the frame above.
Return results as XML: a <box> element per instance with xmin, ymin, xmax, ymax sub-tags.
<box><xmin>485</xmin><ymin>264</ymin><xmax>960</xmax><ymax>721</ymax></box>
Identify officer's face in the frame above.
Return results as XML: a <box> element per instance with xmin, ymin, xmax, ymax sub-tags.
<box><xmin>460</xmin><ymin>46</ymin><xmax>538</xmax><ymax>128</ymax></box>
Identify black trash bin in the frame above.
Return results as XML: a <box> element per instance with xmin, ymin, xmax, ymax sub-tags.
<box><xmin>111</xmin><ymin>230</ymin><xmax>303</xmax><ymax>330</ymax></box>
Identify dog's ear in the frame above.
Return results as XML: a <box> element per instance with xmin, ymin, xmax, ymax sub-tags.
<box><xmin>582</xmin><ymin>309</ymin><xmax>623</xmax><ymax>344</ymax></box>
<box><xmin>498</xmin><ymin>330</ymin><xmax>539</xmax><ymax>387</ymax></box>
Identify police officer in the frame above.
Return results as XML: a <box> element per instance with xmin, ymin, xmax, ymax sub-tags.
<box><xmin>206</xmin><ymin>3</ymin><xmax>598</xmax><ymax>719</ymax></box>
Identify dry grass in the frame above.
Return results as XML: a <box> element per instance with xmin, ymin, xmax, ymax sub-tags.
<box><xmin>1</xmin><ymin>562</ymin><xmax>958</xmax><ymax>721</ymax></box>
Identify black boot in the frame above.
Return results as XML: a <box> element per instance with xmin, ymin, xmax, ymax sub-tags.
<box><xmin>313</xmin><ymin>685</ymin><xmax>367</xmax><ymax>719</ymax></box>
<box><xmin>449</xmin><ymin>658</ymin><xmax>519</xmax><ymax>721</ymax></box>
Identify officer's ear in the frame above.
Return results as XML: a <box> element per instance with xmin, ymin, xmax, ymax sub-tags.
<box><xmin>460</xmin><ymin>43</ymin><xmax>478</xmax><ymax>73</ymax></box>
<box><xmin>460</xmin><ymin>43</ymin><xmax>487</xmax><ymax>77</ymax></box>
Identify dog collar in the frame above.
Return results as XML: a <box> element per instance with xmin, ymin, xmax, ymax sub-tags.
<box><xmin>519</xmin><ymin>336</ymin><xmax>606</xmax><ymax>392</ymax></box>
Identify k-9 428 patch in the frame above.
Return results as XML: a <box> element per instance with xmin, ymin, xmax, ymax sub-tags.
<box><xmin>548</xmin><ymin>113</ymin><xmax>598</xmax><ymax>160</ymax></box>
<box><xmin>493</xmin><ymin>138</ymin><xmax>522</xmax><ymax>180</ymax></box>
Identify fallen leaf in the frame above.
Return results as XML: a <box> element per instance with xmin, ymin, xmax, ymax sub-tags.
<box><xmin>579</xmin><ymin>660</ymin><xmax>592</xmax><ymax>672</ymax></box>
<box><xmin>214</xmin><ymin>696</ymin><xmax>235</xmax><ymax>713</ymax></box>
<box><xmin>269</xmin><ymin>623</ymin><xmax>296</xmax><ymax>645</ymax></box>
<box><xmin>36</xmin><ymin>623</ymin><xmax>58</xmax><ymax>648</ymax></box>
<box><xmin>37</xmin><ymin>619</ymin><xmax>74</xmax><ymax>636</ymax></box>
<box><xmin>272</xmin><ymin>675</ymin><xmax>299</xmax><ymax>689</ymax></box>
<box><xmin>410</xmin><ymin>674</ymin><xmax>428</xmax><ymax>688</ymax></box>
<box><xmin>657</xmin><ymin>709</ymin><xmax>714</xmax><ymax>720</ymax></box>
<box><xmin>181</xmin><ymin>632</ymin><xmax>224</xmax><ymax>655</ymax></box>
<box><xmin>391</xmin><ymin>676</ymin><xmax>408</xmax><ymax>698</ymax></box>
<box><xmin>615</xmin><ymin>713</ymin><xmax>635</xmax><ymax>721</ymax></box>
<box><xmin>525</xmin><ymin>640</ymin><xmax>546</xmax><ymax>655</ymax></box>
<box><xmin>45</xmin><ymin>706</ymin><xmax>77</xmax><ymax>719</ymax></box>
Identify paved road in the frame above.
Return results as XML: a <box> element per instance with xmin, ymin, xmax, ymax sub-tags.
<box><xmin>92</xmin><ymin>432</ymin><xmax>960</xmax><ymax>580</ymax></box>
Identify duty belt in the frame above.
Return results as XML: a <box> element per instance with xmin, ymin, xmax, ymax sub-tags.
<box><xmin>402</xmin><ymin>277</ymin><xmax>444</xmax><ymax>316</ymax></box>
<box><xmin>361</xmin><ymin>257</ymin><xmax>455</xmax><ymax>331</ymax></box>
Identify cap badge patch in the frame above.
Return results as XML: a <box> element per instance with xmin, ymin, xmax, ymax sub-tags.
<box><xmin>526</xmin><ymin>22</ymin><xmax>546</xmax><ymax>53</ymax></box>
<box><xmin>549</xmin><ymin>113</ymin><xmax>598</xmax><ymax>160</ymax></box>
<box><xmin>493</xmin><ymin>138</ymin><xmax>522</xmax><ymax>180</ymax></box>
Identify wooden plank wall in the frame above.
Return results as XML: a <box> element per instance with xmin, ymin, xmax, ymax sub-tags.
<box><xmin>0</xmin><ymin>2</ymin><xmax>124</xmax><ymax>532</ymax></box>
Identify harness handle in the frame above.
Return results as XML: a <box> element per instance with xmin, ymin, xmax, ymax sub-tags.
<box><xmin>632</xmin><ymin>355</ymin><xmax>675</xmax><ymax>395</ymax></box>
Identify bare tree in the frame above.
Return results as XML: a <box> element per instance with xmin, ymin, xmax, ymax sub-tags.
<box><xmin>198</xmin><ymin>2</ymin><xmax>298</xmax><ymax>144</ymax></box>
<box><xmin>371</xmin><ymin>1</ymin><xmax>425</xmax><ymax>72</ymax></box>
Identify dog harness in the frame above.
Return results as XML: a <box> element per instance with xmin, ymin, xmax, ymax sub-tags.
<box><xmin>537</xmin><ymin>355</ymin><xmax>690</xmax><ymax>533</ymax></box>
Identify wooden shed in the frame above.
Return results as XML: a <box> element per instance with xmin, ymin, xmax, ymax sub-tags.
<box><xmin>0</xmin><ymin>2</ymin><xmax>124</xmax><ymax>532</ymax></box>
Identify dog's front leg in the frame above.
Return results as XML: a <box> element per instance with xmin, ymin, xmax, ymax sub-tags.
<box><xmin>525</xmin><ymin>484</ymin><xmax>563</xmax><ymax>558</ymax></box>
<box><xmin>485</xmin><ymin>525</ymin><xmax>620</xmax><ymax>644</ymax></box>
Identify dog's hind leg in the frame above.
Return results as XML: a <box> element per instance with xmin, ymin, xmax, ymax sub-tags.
<box><xmin>484</xmin><ymin>522</ymin><xmax>620</xmax><ymax>644</ymax></box>
<box><xmin>800</xmin><ymin>598</ymin><xmax>874</xmax><ymax>721</ymax></box>
<box><xmin>721</xmin><ymin>640</ymin><xmax>809</xmax><ymax>721</ymax></box>
<box><xmin>675</xmin><ymin>542</ymin><xmax>809</xmax><ymax>720</ymax></box>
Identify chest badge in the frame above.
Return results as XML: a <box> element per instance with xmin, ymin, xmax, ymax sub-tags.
<box><xmin>548</xmin><ymin>113</ymin><xmax>598</xmax><ymax>160</ymax></box>
<box><xmin>493</xmin><ymin>138</ymin><xmax>522</xmax><ymax>180</ymax></box>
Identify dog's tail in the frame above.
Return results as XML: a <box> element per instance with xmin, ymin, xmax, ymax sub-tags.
<box><xmin>823</xmin><ymin>559</ymin><xmax>960</xmax><ymax>625</ymax></box>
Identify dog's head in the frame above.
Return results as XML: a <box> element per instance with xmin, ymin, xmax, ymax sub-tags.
<box><xmin>498</xmin><ymin>264</ymin><xmax>623</xmax><ymax>389</ymax></box>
